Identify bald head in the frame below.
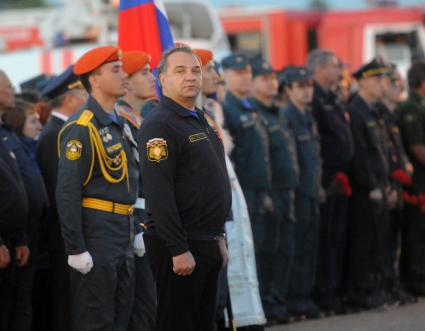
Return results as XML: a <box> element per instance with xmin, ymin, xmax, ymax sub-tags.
<box><xmin>0</xmin><ymin>70</ymin><xmax>15</xmax><ymax>111</ymax></box>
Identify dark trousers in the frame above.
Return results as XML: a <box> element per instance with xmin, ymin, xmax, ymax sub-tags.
<box><xmin>71</xmin><ymin>210</ymin><xmax>134</xmax><ymax>331</ymax></box>
<box><xmin>243</xmin><ymin>189</ymin><xmax>266</xmax><ymax>258</ymax></box>
<box><xmin>347</xmin><ymin>189</ymin><xmax>388</xmax><ymax>305</ymax></box>
<box><xmin>46</xmin><ymin>254</ymin><xmax>72</xmax><ymax>331</ymax></box>
<box><xmin>145</xmin><ymin>235</ymin><xmax>223</xmax><ymax>331</ymax></box>
<box><xmin>315</xmin><ymin>194</ymin><xmax>349</xmax><ymax>306</ymax></box>
<box><xmin>0</xmin><ymin>255</ymin><xmax>14</xmax><ymax>330</ymax></box>
<box><xmin>382</xmin><ymin>208</ymin><xmax>403</xmax><ymax>293</ymax></box>
<box><xmin>128</xmin><ymin>254</ymin><xmax>157</xmax><ymax>331</ymax></box>
<box><xmin>259</xmin><ymin>189</ymin><xmax>295</xmax><ymax>317</ymax></box>
<box><xmin>287</xmin><ymin>192</ymin><xmax>319</xmax><ymax>309</ymax></box>
<box><xmin>401</xmin><ymin>204</ymin><xmax>425</xmax><ymax>294</ymax></box>
<box><xmin>0</xmin><ymin>234</ymin><xmax>38</xmax><ymax>331</ymax></box>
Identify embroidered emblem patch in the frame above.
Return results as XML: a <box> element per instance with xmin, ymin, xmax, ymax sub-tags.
<box><xmin>147</xmin><ymin>138</ymin><xmax>168</xmax><ymax>163</ymax></box>
<box><xmin>189</xmin><ymin>133</ymin><xmax>207</xmax><ymax>143</ymax></box>
<box><xmin>66</xmin><ymin>140</ymin><xmax>83</xmax><ymax>160</ymax></box>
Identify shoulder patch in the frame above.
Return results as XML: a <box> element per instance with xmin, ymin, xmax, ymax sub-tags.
<box><xmin>66</xmin><ymin>140</ymin><xmax>83</xmax><ymax>160</ymax></box>
<box><xmin>76</xmin><ymin>110</ymin><xmax>94</xmax><ymax>127</ymax></box>
<box><xmin>147</xmin><ymin>138</ymin><xmax>168</xmax><ymax>163</ymax></box>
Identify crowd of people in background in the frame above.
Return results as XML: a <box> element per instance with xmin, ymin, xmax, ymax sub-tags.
<box><xmin>0</xmin><ymin>44</ymin><xmax>425</xmax><ymax>331</ymax></box>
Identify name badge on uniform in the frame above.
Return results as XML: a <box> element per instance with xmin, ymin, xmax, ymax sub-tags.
<box><xmin>189</xmin><ymin>133</ymin><xmax>207</xmax><ymax>143</ymax></box>
<box><xmin>297</xmin><ymin>134</ymin><xmax>310</xmax><ymax>142</ymax></box>
<box><xmin>147</xmin><ymin>138</ymin><xmax>168</xmax><ymax>163</ymax></box>
<box><xmin>269</xmin><ymin>125</ymin><xmax>280</xmax><ymax>133</ymax></box>
<box><xmin>107</xmin><ymin>143</ymin><xmax>122</xmax><ymax>154</ymax></box>
<box><xmin>366</xmin><ymin>121</ymin><xmax>376</xmax><ymax>128</ymax></box>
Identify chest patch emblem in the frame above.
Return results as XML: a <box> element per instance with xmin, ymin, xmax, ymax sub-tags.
<box><xmin>66</xmin><ymin>140</ymin><xmax>83</xmax><ymax>161</ymax></box>
<box><xmin>147</xmin><ymin>138</ymin><xmax>168</xmax><ymax>163</ymax></box>
<box><xmin>189</xmin><ymin>133</ymin><xmax>207</xmax><ymax>143</ymax></box>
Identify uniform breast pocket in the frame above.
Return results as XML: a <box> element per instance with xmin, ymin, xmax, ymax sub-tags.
<box><xmin>187</xmin><ymin>133</ymin><xmax>212</xmax><ymax>173</ymax></box>
<box><xmin>366</xmin><ymin>121</ymin><xmax>381</xmax><ymax>148</ymax></box>
<box><xmin>103</xmin><ymin>141</ymin><xmax>125</xmax><ymax>168</ymax></box>
<box><xmin>269</xmin><ymin>129</ymin><xmax>286</xmax><ymax>150</ymax></box>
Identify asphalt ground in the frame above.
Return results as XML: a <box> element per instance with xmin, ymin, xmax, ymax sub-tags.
<box><xmin>267</xmin><ymin>298</ymin><xmax>425</xmax><ymax>331</ymax></box>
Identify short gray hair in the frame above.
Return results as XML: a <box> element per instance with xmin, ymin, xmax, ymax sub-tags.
<box><xmin>307</xmin><ymin>49</ymin><xmax>336</xmax><ymax>72</ymax></box>
<box><xmin>157</xmin><ymin>46</ymin><xmax>197</xmax><ymax>76</ymax></box>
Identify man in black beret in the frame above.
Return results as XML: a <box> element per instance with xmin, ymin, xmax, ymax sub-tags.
<box><xmin>36</xmin><ymin>65</ymin><xmax>87</xmax><ymax>331</ymax></box>
<box><xmin>346</xmin><ymin>57</ymin><xmax>391</xmax><ymax>309</ymax></box>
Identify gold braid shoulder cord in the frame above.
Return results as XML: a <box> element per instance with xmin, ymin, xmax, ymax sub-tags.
<box><xmin>57</xmin><ymin>110</ymin><xmax>129</xmax><ymax>189</ymax></box>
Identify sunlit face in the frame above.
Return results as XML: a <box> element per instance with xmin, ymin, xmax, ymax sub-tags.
<box><xmin>223</xmin><ymin>66</ymin><xmax>252</xmax><ymax>97</ymax></box>
<box><xmin>252</xmin><ymin>72</ymin><xmax>279</xmax><ymax>99</ymax></box>
<box><xmin>160</xmin><ymin>51</ymin><xmax>202</xmax><ymax>102</ymax></box>
<box><xmin>0</xmin><ymin>71</ymin><xmax>15</xmax><ymax>110</ymax></box>
<box><xmin>23</xmin><ymin>111</ymin><xmax>42</xmax><ymax>140</ymax></box>
<box><xmin>323</xmin><ymin>55</ymin><xmax>342</xmax><ymax>86</ymax></box>
<box><xmin>202</xmin><ymin>61</ymin><xmax>219</xmax><ymax>96</ymax></box>
<box><xmin>129</xmin><ymin>64</ymin><xmax>156</xmax><ymax>100</ymax></box>
<box><xmin>360</xmin><ymin>75</ymin><xmax>384</xmax><ymax>101</ymax></box>
<box><xmin>91</xmin><ymin>61</ymin><xmax>128</xmax><ymax>98</ymax></box>
<box><xmin>286</xmin><ymin>79</ymin><xmax>314</xmax><ymax>107</ymax></box>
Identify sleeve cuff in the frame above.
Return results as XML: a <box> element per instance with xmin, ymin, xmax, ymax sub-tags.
<box><xmin>169</xmin><ymin>243</ymin><xmax>189</xmax><ymax>257</ymax></box>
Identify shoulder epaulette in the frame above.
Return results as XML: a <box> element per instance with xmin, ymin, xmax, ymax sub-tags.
<box><xmin>76</xmin><ymin>110</ymin><xmax>94</xmax><ymax>127</ymax></box>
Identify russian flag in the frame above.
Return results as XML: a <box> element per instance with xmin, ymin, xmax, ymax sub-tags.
<box><xmin>118</xmin><ymin>0</ymin><xmax>174</xmax><ymax>68</ymax></box>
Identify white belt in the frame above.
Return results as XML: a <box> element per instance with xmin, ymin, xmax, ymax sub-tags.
<box><xmin>134</xmin><ymin>198</ymin><xmax>145</xmax><ymax>210</ymax></box>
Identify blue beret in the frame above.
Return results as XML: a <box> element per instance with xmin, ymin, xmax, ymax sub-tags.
<box><xmin>250</xmin><ymin>58</ymin><xmax>273</xmax><ymax>78</ymax></box>
<box><xmin>221</xmin><ymin>54</ymin><xmax>249</xmax><ymax>70</ymax></box>
<box><xmin>281</xmin><ymin>66</ymin><xmax>312</xmax><ymax>85</ymax></box>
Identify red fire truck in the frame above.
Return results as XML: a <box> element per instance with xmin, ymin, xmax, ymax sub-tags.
<box><xmin>219</xmin><ymin>6</ymin><xmax>425</xmax><ymax>73</ymax></box>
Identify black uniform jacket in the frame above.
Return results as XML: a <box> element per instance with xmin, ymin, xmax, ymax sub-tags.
<box><xmin>139</xmin><ymin>96</ymin><xmax>232</xmax><ymax>257</ymax></box>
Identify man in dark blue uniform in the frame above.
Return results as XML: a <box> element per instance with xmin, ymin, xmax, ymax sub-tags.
<box><xmin>0</xmin><ymin>70</ymin><xmax>35</xmax><ymax>331</ymax></box>
<box><xmin>377</xmin><ymin>63</ymin><xmax>415</xmax><ymax>305</ymax></box>
<box><xmin>220</xmin><ymin>54</ymin><xmax>273</xmax><ymax>275</ymax></box>
<box><xmin>139</xmin><ymin>46</ymin><xmax>231</xmax><ymax>331</ymax></box>
<box><xmin>56</xmin><ymin>46</ymin><xmax>138</xmax><ymax>331</ymax></box>
<box><xmin>347</xmin><ymin>58</ymin><xmax>390</xmax><ymax>309</ymax></box>
<box><xmin>37</xmin><ymin>65</ymin><xmax>87</xmax><ymax>331</ymax></box>
<box><xmin>0</xmin><ymin>74</ymin><xmax>29</xmax><ymax>328</ymax></box>
<box><xmin>307</xmin><ymin>49</ymin><xmax>353</xmax><ymax>312</ymax></box>
<box><xmin>250</xmin><ymin>59</ymin><xmax>299</xmax><ymax>323</ymax></box>
<box><xmin>118</xmin><ymin>50</ymin><xmax>157</xmax><ymax>331</ymax></box>
<box><xmin>282</xmin><ymin>67</ymin><xmax>322</xmax><ymax>318</ymax></box>
<box><xmin>397</xmin><ymin>61</ymin><xmax>425</xmax><ymax>296</ymax></box>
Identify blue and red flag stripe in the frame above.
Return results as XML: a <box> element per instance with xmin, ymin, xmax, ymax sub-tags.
<box><xmin>118</xmin><ymin>0</ymin><xmax>174</xmax><ymax>68</ymax></box>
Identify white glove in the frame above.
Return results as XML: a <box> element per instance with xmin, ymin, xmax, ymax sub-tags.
<box><xmin>369</xmin><ymin>188</ymin><xmax>383</xmax><ymax>202</ymax></box>
<box><xmin>68</xmin><ymin>251</ymin><xmax>94</xmax><ymax>274</ymax></box>
<box><xmin>133</xmin><ymin>233</ymin><xmax>146</xmax><ymax>257</ymax></box>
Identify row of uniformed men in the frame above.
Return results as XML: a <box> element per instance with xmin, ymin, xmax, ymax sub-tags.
<box><xmin>220</xmin><ymin>50</ymin><xmax>425</xmax><ymax>327</ymax></box>
<box><xmin>2</xmin><ymin>42</ymin><xmax>425</xmax><ymax>331</ymax></box>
